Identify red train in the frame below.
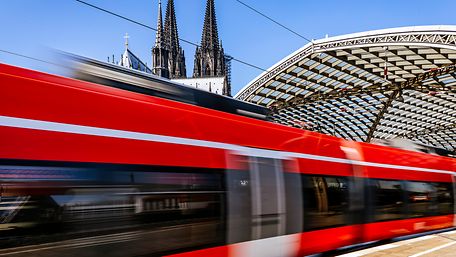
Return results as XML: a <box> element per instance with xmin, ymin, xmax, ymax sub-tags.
<box><xmin>0</xmin><ymin>61</ymin><xmax>455</xmax><ymax>257</ymax></box>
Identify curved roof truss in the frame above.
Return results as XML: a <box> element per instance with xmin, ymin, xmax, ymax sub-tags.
<box><xmin>236</xmin><ymin>26</ymin><xmax>456</xmax><ymax>152</ymax></box>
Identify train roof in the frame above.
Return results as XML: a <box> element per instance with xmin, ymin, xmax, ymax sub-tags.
<box><xmin>69</xmin><ymin>55</ymin><xmax>271</xmax><ymax>121</ymax></box>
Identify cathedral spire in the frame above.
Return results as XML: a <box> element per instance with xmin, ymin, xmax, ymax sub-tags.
<box><xmin>154</xmin><ymin>0</ymin><xmax>164</xmax><ymax>48</ymax></box>
<box><xmin>163</xmin><ymin>0</ymin><xmax>186</xmax><ymax>79</ymax></box>
<box><xmin>200</xmin><ymin>0</ymin><xmax>219</xmax><ymax>50</ymax></box>
<box><xmin>152</xmin><ymin>0</ymin><xmax>170</xmax><ymax>78</ymax></box>
<box><xmin>193</xmin><ymin>0</ymin><xmax>226</xmax><ymax>80</ymax></box>
<box><xmin>164</xmin><ymin>0</ymin><xmax>180</xmax><ymax>52</ymax></box>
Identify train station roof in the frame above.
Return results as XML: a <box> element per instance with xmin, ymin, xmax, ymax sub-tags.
<box><xmin>235</xmin><ymin>26</ymin><xmax>456</xmax><ymax>153</ymax></box>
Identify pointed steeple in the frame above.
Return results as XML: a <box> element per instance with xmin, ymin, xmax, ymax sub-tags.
<box><xmin>164</xmin><ymin>0</ymin><xmax>186</xmax><ymax>79</ymax></box>
<box><xmin>121</xmin><ymin>33</ymin><xmax>152</xmax><ymax>73</ymax></box>
<box><xmin>200</xmin><ymin>0</ymin><xmax>219</xmax><ymax>50</ymax></box>
<box><xmin>152</xmin><ymin>0</ymin><xmax>170</xmax><ymax>78</ymax></box>
<box><xmin>164</xmin><ymin>0</ymin><xmax>180</xmax><ymax>52</ymax></box>
<box><xmin>193</xmin><ymin>0</ymin><xmax>226</xmax><ymax>82</ymax></box>
<box><xmin>154</xmin><ymin>0</ymin><xmax>165</xmax><ymax>48</ymax></box>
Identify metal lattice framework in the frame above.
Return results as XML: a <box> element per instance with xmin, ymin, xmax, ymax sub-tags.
<box><xmin>235</xmin><ymin>26</ymin><xmax>456</xmax><ymax>152</ymax></box>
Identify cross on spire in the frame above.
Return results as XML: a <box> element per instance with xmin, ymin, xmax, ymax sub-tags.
<box><xmin>124</xmin><ymin>33</ymin><xmax>130</xmax><ymax>50</ymax></box>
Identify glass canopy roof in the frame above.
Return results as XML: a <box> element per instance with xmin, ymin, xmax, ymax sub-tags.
<box><xmin>236</xmin><ymin>26</ymin><xmax>456</xmax><ymax>152</ymax></box>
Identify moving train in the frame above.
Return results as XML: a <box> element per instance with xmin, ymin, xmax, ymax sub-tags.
<box><xmin>0</xmin><ymin>59</ymin><xmax>455</xmax><ymax>257</ymax></box>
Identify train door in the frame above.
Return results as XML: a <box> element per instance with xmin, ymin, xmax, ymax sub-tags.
<box><xmin>341</xmin><ymin>141</ymin><xmax>367</xmax><ymax>243</ymax></box>
<box><xmin>226</xmin><ymin>151</ymin><xmax>301</xmax><ymax>257</ymax></box>
<box><xmin>249</xmin><ymin>157</ymin><xmax>286</xmax><ymax>239</ymax></box>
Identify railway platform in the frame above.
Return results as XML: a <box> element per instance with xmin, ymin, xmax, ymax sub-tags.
<box><xmin>336</xmin><ymin>230</ymin><xmax>456</xmax><ymax>257</ymax></box>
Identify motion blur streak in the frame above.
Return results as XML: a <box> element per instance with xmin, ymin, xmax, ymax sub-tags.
<box><xmin>0</xmin><ymin>62</ymin><xmax>455</xmax><ymax>256</ymax></box>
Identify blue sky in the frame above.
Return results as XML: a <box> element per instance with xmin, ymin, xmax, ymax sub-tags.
<box><xmin>1</xmin><ymin>0</ymin><xmax>456</xmax><ymax>94</ymax></box>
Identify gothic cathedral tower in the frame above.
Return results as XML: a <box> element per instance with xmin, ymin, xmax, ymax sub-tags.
<box><xmin>153</xmin><ymin>0</ymin><xmax>230</xmax><ymax>96</ymax></box>
<box><xmin>152</xmin><ymin>0</ymin><xmax>186</xmax><ymax>79</ymax></box>
<box><xmin>193</xmin><ymin>0</ymin><xmax>226</xmax><ymax>80</ymax></box>
<box><xmin>164</xmin><ymin>0</ymin><xmax>186</xmax><ymax>78</ymax></box>
<box><xmin>152</xmin><ymin>0</ymin><xmax>169</xmax><ymax>78</ymax></box>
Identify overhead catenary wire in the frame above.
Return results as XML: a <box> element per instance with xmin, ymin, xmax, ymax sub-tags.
<box><xmin>0</xmin><ymin>49</ymin><xmax>61</xmax><ymax>67</ymax></box>
<box><xmin>234</xmin><ymin>0</ymin><xmax>313</xmax><ymax>43</ymax></box>
<box><xmin>75</xmin><ymin>0</ymin><xmax>267</xmax><ymax>72</ymax></box>
<box><xmin>1</xmin><ymin>47</ymin><xmax>273</xmax><ymax>82</ymax></box>
<box><xmin>75</xmin><ymin>0</ymin><xmax>198</xmax><ymax>48</ymax></box>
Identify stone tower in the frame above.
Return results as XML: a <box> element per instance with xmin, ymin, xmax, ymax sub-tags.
<box><xmin>164</xmin><ymin>0</ymin><xmax>186</xmax><ymax>78</ymax></box>
<box><xmin>152</xmin><ymin>0</ymin><xmax>170</xmax><ymax>78</ymax></box>
<box><xmin>192</xmin><ymin>0</ymin><xmax>226</xmax><ymax>80</ymax></box>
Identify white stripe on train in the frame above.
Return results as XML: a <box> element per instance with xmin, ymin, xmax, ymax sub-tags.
<box><xmin>0</xmin><ymin>115</ymin><xmax>454</xmax><ymax>175</ymax></box>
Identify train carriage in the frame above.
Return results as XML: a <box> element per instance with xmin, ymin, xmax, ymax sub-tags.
<box><xmin>0</xmin><ymin>62</ymin><xmax>455</xmax><ymax>256</ymax></box>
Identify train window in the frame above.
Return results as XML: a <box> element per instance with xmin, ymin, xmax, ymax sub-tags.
<box><xmin>302</xmin><ymin>175</ymin><xmax>349</xmax><ymax>230</ymax></box>
<box><xmin>406</xmin><ymin>181</ymin><xmax>437</xmax><ymax>218</ymax></box>
<box><xmin>435</xmin><ymin>182</ymin><xmax>453</xmax><ymax>215</ymax></box>
<box><xmin>369</xmin><ymin>179</ymin><xmax>405</xmax><ymax>222</ymax></box>
<box><xmin>0</xmin><ymin>164</ymin><xmax>226</xmax><ymax>254</ymax></box>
